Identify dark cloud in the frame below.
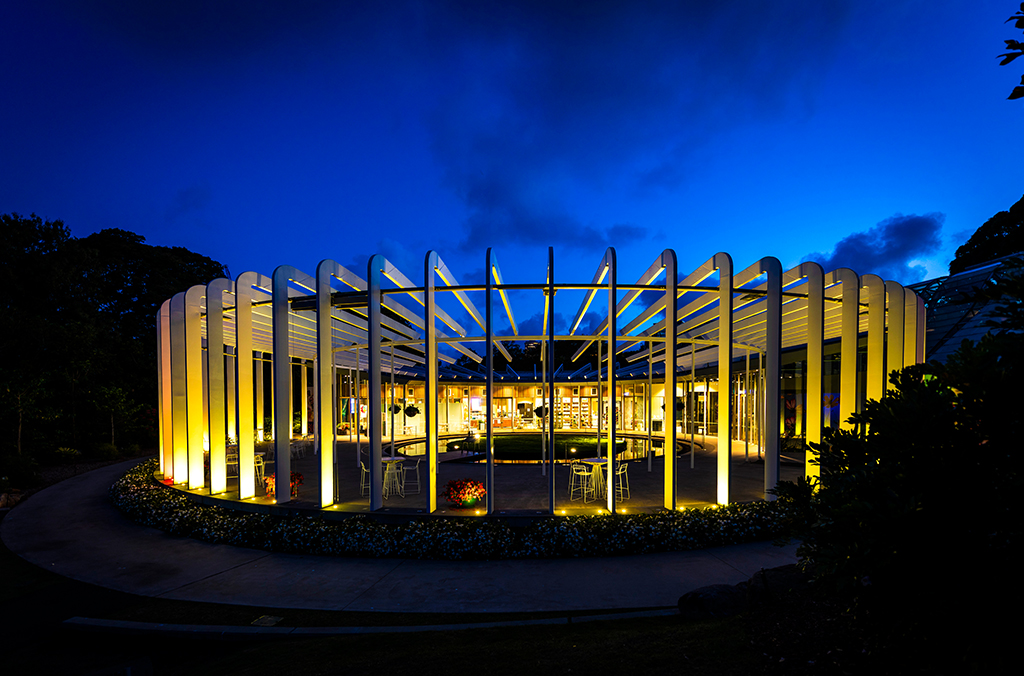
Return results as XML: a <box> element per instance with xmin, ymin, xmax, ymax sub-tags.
<box><xmin>517</xmin><ymin>310</ymin><xmax>569</xmax><ymax>337</ymax></box>
<box><xmin>60</xmin><ymin>0</ymin><xmax>348</xmax><ymax>64</ymax></box>
<box><xmin>804</xmin><ymin>213</ymin><xmax>944</xmax><ymax>283</ymax></box>
<box><xmin>166</xmin><ymin>183</ymin><xmax>211</xmax><ymax>223</ymax></box>
<box><xmin>421</xmin><ymin>1</ymin><xmax>854</xmax><ymax>251</ymax></box>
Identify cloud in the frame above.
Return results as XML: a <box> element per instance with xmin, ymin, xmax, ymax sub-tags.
<box><xmin>63</xmin><ymin>0</ymin><xmax>348</xmax><ymax>64</ymax></box>
<box><xmin>165</xmin><ymin>183</ymin><xmax>211</xmax><ymax>223</ymax></box>
<box><xmin>804</xmin><ymin>213</ymin><xmax>944</xmax><ymax>283</ymax></box>
<box><xmin>420</xmin><ymin>1</ymin><xmax>855</xmax><ymax>251</ymax></box>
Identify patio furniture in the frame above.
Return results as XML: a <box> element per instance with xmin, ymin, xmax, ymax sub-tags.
<box><xmin>226</xmin><ymin>453</ymin><xmax>238</xmax><ymax>477</ymax></box>
<box><xmin>614</xmin><ymin>462</ymin><xmax>630</xmax><ymax>501</ymax></box>
<box><xmin>582</xmin><ymin>458</ymin><xmax>607</xmax><ymax>501</ymax></box>
<box><xmin>359</xmin><ymin>462</ymin><xmax>370</xmax><ymax>497</ymax></box>
<box><xmin>569</xmin><ymin>462</ymin><xmax>592</xmax><ymax>502</ymax></box>
<box><xmin>402</xmin><ymin>458</ymin><xmax>422</xmax><ymax>495</ymax></box>
<box><xmin>254</xmin><ymin>455</ymin><xmax>265</xmax><ymax>485</ymax></box>
<box><xmin>383</xmin><ymin>458</ymin><xmax>404</xmax><ymax>498</ymax></box>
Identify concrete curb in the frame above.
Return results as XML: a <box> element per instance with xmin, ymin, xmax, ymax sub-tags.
<box><xmin>64</xmin><ymin>607</ymin><xmax>678</xmax><ymax>637</ymax></box>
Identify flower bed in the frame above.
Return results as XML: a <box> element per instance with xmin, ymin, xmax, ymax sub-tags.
<box><xmin>110</xmin><ymin>459</ymin><xmax>791</xmax><ymax>560</ymax></box>
<box><xmin>442</xmin><ymin>478</ymin><xmax>486</xmax><ymax>508</ymax></box>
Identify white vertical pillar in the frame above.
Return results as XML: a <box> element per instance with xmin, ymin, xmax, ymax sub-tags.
<box><xmin>547</xmin><ymin>247</ymin><xmax>556</xmax><ymax>511</ymax></box>
<box><xmin>425</xmin><ymin>252</ymin><xmax>440</xmax><ymax>513</ymax></box>
<box><xmin>904</xmin><ymin>289</ymin><xmax>920</xmax><ymax>366</ymax></box>
<box><xmin>315</xmin><ymin>260</ymin><xmax>341</xmax><ymax>507</ymax></box>
<box><xmin>758</xmin><ymin>258</ymin><xmax>782</xmax><ymax>499</ymax></box>
<box><xmin>254</xmin><ymin>356</ymin><xmax>263</xmax><ymax>442</ymax></box>
<box><xmin>714</xmin><ymin>252</ymin><xmax>733</xmax><ymax>505</ymax></box>
<box><xmin>797</xmin><ymin>263</ymin><xmax>824</xmax><ymax>483</ymax></box>
<box><xmin>367</xmin><ymin>255</ymin><xmax>385</xmax><ymax>510</ymax></box>
<box><xmin>604</xmin><ymin>247</ymin><xmax>617</xmax><ymax>514</ymax></box>
<box><xmin>862</xmin><ymin>274</ymin><xmax>886</xmax><ymax>405</ymax></box>
<box><xmin>225</xmin><ymin>347</ymin><xmax>236</xmax><ymax>445</ymax></box>
<box><xmin>662</xmin><ymin>250</ymin><xmax>677</xmax><ymax>510</ymax></box>
<box><xmin>206</xmin><ymin>278</ymin><xmax>233</xmax><ymax>495</ymax></box>
<box><xmin>157</xmin><ymin>300</ymin><xmax>173</xmax><ymax>477</ymax></box>
<box><xmin>272</xmin><ymin>265</ymin><xmax>302</xmax><ymax>503</ymax></box>
<box><xmin>884</xmin><ymin>281</ymin><xmax>906</xmax><ymax>390</ymax></box>
<box><xmin>234</xmin><ymin>272</ymin><xmax>258</xmax><ymax>499</ymax></box>
<box><xmin>915</xmin><ymin>292</ymin><xmax>927</xmax><ymax>363</ymax></box>
<box><xmin>484</xmin><ymin>249</ymin><xmax>495</xmax><ymax>514</ymax></box>
<box><xmin>184</xmin><ymin>285</ymin><xmax>205</xmax><ymax>490</ymax></box>
<box><xmin>170</xmin><ymin>292</ymin><xmax>188</xmax><ymax>484</ymax></box>
<box><xmin>300</xmin><ymin>361</ymin><xmax>309</xmax><ymax>437</ymax></box>
<box><xmin>834</xmin><ymin>269</ymin><xmax>860</xmax><ymax>430</ymax></box>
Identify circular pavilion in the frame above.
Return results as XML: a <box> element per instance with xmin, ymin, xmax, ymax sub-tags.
<box><xmin>156</xmin><ymin>248</ymin><xmax>925</xmax><ymax>515</ymax></box>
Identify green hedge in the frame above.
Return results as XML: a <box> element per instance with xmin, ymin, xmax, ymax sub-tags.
<box><xmin>110</xmin><ymin>459</ymin><xmax>790</xmax><ymax>560</ymax></box>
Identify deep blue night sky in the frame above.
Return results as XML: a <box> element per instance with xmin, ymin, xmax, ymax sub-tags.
<box><xmin>3</xmin><ymin>1</ymin><xmax>1022</xmax><ymax>313</ymax></box>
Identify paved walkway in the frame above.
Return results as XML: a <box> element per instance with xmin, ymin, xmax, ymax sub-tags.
<box><xmin>1</xmin><ymin>458</ymin><xmax>798</xmax><ymax>614</ymax></box>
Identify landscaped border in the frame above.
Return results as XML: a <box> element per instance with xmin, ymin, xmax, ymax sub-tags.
<box><xmin>111</xmin><ymin>460</ymin><xmax>791</xmax><ymax>560</ymax></box>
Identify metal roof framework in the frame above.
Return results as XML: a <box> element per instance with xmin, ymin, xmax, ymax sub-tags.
<box><xmin>157</xmin><ymin>247</ymin><xmax>925</xmax><ymax>515</ymax></box>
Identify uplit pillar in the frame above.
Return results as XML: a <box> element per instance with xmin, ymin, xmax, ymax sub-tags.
<box><xmin>300</xmin><ymin>360</ymin><xmax>309</xmax><ymax>436</ymax></box>
<box><xmin>225</xmin><ymin>347</ymin><xmax>236</xmax><ymax>445</ymax></box>
<box><xmin>483</xmin><ymin>249</ymin><xmax>495</xmax><ymax>514</ymax></box>
<box><xmin>757</xmin><ymin>257</ymin><xmax>782</xmax><ymax>499</ymax></box>
<box><xmin>272</xmin><ymin>265</ymin><xmax>304</xmax><ymax>503</ymax></box>
<box><xmin>862</xmin><ymin>274</ymin><xmax>886</xmax><ymax>404</ymax></box>
<box><xmin>833</xmin><ymin>269</ymin><xmax>860</xmax><ymax>430</ymax></box>
<box><xmin>367</xmin><ymin>255</ymin><xmax>385</xmax><ymax>510</ymax></box>
<box><xmin>157</xmin><ymin>300</ymin><xmax>172</xmax><ymax>477</ymax></box>
<box><xmin>797</xmin><ymin>263</ymin><xmax>824</xmax><ymax>483</ymax></box>
<box><xmin>904</xmin><ymin>289</ymin><xmax>920</xmax><ymax>366</ymax></box>
<box><xmin>315</xmin><ymin>260</ymin><xmax>342</xmax><ymax>507</ymax></box>
<box><xmin>169</xmin><ymin>292</ymin><xmax>187</xmax><ymax>484</ymax></box>
<box><xmin>184</xmin><ymin>285</ymin><xmax>205</xmax><ymax>490</ymax></box>
<box><xmin>234</xmin><ymin>271</ymin><xmax>259</xmax><ymax>499</ymax></box>
<box><xmin>600</xmin><ymin>249</ymin><xmax>618</xmax><ymax>512</ymax></box>
<box><xmin>884</xmin><ymin>281</ymin><xmax>906</xmax><ymax>389</ymax></box>
<box><xmin>661</xmin><ymin>249</ymin><xmax>677</xmax><ymax>510</ymax></box>
<box><xmin>425</xmin><ymin>252</ymin><xmax>440</xmax><ymax>513</ymax></box>
<box><xmin>714</xmin><ymin>252</ymin><xmax>733</xmax><ymax>505</ymax></box>
<box><xmin>206</xmin><ymin>277</ymin><xmax>233</xmax><ymax>495</ymax></box>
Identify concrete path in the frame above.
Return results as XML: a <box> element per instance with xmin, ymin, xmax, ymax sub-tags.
<box><xmin>1</xmin><ymin>458</ymin><xmax>798</xmax><ymax>614</ymax></box>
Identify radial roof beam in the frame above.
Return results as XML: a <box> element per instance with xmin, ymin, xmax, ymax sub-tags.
<box><xmin>378</xmin><ymin>259</ymin><xmax>469</xmax><ymax>338</ymax></box>
<box><xmin>489</xmin><ymin>253</ymin><xmax>518</xmax><ymax>337</ymax></box>
<box><xmin>571</xmin><ymin>254</ymin><xmax>667</xmax><ymax>359</ymax></box>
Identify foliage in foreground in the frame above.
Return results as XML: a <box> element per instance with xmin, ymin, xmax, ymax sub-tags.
<box><xmin>110</xmin><ymin>459</ymin><xmax>789</xmax><ymax>560</ymax></box>
<box><xmin>771</xmin><ymin>328</ymin><xmax>1022</xmax><ymax>671</ymax></box>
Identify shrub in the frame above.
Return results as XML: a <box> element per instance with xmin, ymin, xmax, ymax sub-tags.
<box><xmin>771</xmin><ymin>334</ymin><xmax>1022</xmax><ymax>671</ymax></box>
<box><xmin>111</xmin><ymin>459</ymin><xmax>791</xmax><ymax>560</ymax></box>
<box><xmin>55</xmin><ymin>447</ymin><xmax>82</xmax><ymax>463</ymax></box>
<box><xmin>87</xmin><ymin>442</ymin><xmax>119</xmax><ymax>460</ymax></box>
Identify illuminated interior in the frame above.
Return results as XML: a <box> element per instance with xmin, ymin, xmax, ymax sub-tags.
<box><xmin>156</xmin><ymin>248</ymin><xmax>925</xmax><ymax>515</ymax></box>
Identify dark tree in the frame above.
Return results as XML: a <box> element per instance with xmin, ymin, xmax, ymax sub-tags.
<box><xmin>0</xmin><ymin>214</ymin><xmax>227</xmax><ymax>466</ymax></box>
<box><xmin>948</xmin><ymin>193</ymin><xmax>1024</xmax><ymax>273</ymax></box>
<box><xmin>1000</xmin><ymin>3</ymin><xmax>1024</xmax><ymax>99</ymax></box>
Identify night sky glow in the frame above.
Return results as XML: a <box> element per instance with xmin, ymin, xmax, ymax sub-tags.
<box><xmin>3</xmin><ymin>1</ymin><xmax>1022</xmax><ymax>305</ymax></box>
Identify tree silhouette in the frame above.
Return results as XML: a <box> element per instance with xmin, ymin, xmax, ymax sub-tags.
<box><xmin>949</xmin><ymin>193</ymin><xmax>1024</xmax><ymax>273</ymax></box>
<box><xmin>999</xmin><ymin>3</ymin><xmax>1024</xmax><ymax>99</ymax></box>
